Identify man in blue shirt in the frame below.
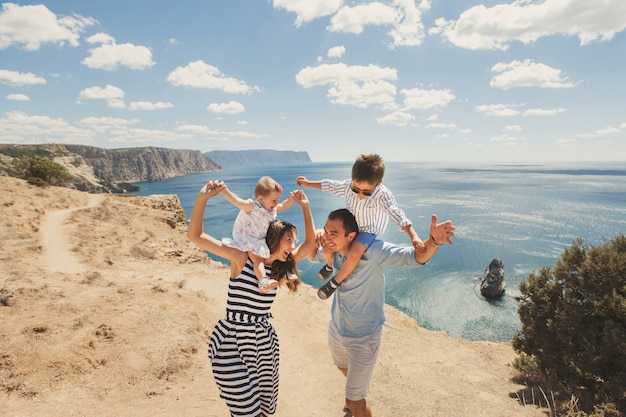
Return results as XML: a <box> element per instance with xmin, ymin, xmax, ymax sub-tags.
<box><xmin>309</xmin><ymin>208</ymin><xmax>455</xmax><ymax>417</ymax></box>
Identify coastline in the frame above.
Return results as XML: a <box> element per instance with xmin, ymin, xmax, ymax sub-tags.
<box><xmin>0</xmin><ymin>176</ymin><xmax>546</xmax><ymax>416</ymax></box>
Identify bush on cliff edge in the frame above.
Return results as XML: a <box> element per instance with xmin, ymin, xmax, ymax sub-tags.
<box><xmin>513</xmin><ymin>235</ymin><xmax>626</xmax><ymax>416</ymax></box>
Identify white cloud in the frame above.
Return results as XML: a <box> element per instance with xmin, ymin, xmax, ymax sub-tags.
<box><xmin>327</xmin><ymin>45</ymin><xmax>345</xmax><ymax>58</ymax></box>
<box><xmin>490</xmin><ymin>60</ymin><xmax>575</xmax><ymax>90</ymax></box>
<box><xmin>489</xmin><ymin>134</ymin><xmax>520</xmax><ymax>146</ymax></box>
<box><xmin>273</xmin><ymin>0</ymin><xmax>343</xmax><ymax>27</ymax></box>
<box><xmin>6</xmin><ymin>93</ymin><xmax>30</xmax><ymax>101</ymax></box>
<box><xmin>523</xmin><ymin>107</ymin><xmax>566</xmax><ymax>116</ymax></box>
<box><xmin>78</xmin><ymin>86</ymin><xmax>173</xmax><ymax>111</ymax></box>
<box><xmin>327</xmin><ymin>0</ymin><xmax>430</xmax><ymax>48</ymax></box>
<box><xmin>432</xmin><ymin>0</ymin><xmax>626</xmax><ymax>51</ymax></box>
<box><xmin>386</xmin><ymin>0</ymin><xmax>430</xmax><ymax>48</ymax></box>
<box><xmin>78</xmin><ymin>85</ymin><xmax>126</xmax><ymax>108</ymax></box>
<box><xmin>504</xmin><ymin>125</ymin><xmax>522</xmax><ymax>133</ymax></box>
<box><xmin>128</xmin><ymin>101</ymin><xmax>174</xmax><ymax>111</ymax></box>
<box><xmin>475</xmin><ymin>104</ymin><xmax>521</xmax><ymax>117</ymax></box>
<box><xmin>401</xmin><ymin>87</ymin><xmax>455</xmax><ymax>110</ymax></box>
<box><xmin>0</xmin><ymin>69</ymin><xmax>46</xmax><ymax>86</ymax></box>
<box><xmin>105</xmin><ymin>127</ymin><xmax>191</xmax><ymax>144</ymax></box>
<box><xmin>578</xmin><ymin>125</ymin><xmax>622</xmax><ymax>139</ymax></box>
<box><xmin>328</xmin><ymin>2</ymin><xmax>396</xmax><ymax>34</ymax></box>
<box><xmin>0</xmin><ymin>111</ymin><xmax>93</xmax><ymax>143</ymax></box>
<box><xmin>426</xmin><ymin>122</ymin><xmax>457</xmax><ymax>129</ymax></box>
<box><xmin>78</xmin><ymin>117</ymin><xmax>139</xmax><ymax>131</ymax></box>
<box><xmin>167</xmin><ymin>60</ymin><xmax>261</xmax><ymax>94</ymax></box>
<box><xmin>295</xmin><ymin>63</ymin><xmax>398</xmax><ymax>108</ymax></box>
<box><xmin>176</xmin><ymin>124</ymin><xmax>213</xmax><ymax>134</ymax></box>
<box><xmin>556</xmin><ymin>138</ymin><xmax>576</xmax><ymax>147</ymax></box>
<box><xmin>82</xmin><ymin>42</ymin><xmax>156</xmax><ymax>70</ymax></box>
<box><xmin>175</xmin><ymin>124</ymin><xmax>269</xmax><ymax>139</ymax></box>
<box><xmin>85</xmin><ymin>32</ymin><xmax>116</xmax><ymax>45</ymax></box>
<box><xmin>207</xmin><ymin>101</ymin><xmax>245</xmax><ymax>114</ymax></box>
<box><xmin>376</xmin><ymin>111</ymin><xmax>415</xmax><ymax>126</ymax></box>
<box><xmin>0</xmin><ymin>3</ymin><xmax>95</xmax><ymax>50</ymax></box>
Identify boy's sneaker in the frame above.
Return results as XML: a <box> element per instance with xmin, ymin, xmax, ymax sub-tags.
<box><xmin>259</xmin><ymin>277</ymin><xmax>278</xmax><ymax>293</ymax></box>
<box><xmin>317</xmin><ymin>264</ymin><xmax>333</xmax><ymax>280</ymax></box>
<box><xmin>317</xmin><ymin>278</ymin><xmax>340</xmax><ymax>300</ymax></box>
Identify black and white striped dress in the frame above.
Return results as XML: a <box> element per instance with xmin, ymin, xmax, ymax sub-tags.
<box><xmin>209</xmin><ymin>259</ymin><xmax>280</xmax><ymax>417</ymax></box>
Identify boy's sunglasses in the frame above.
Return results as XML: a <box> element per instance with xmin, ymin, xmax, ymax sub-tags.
<box><xmin>350</xmin><ymin>186</ymin><xmax>374</xmax><ymax>197</ymax></box>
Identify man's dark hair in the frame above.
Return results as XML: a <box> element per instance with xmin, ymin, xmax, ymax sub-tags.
<box><xmin>327</xmin><ymin>208</ymin><xmax>359</xmax><ymax>236</ymax></box>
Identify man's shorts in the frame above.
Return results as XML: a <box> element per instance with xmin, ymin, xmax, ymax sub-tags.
<box><xmin>328</xmin><ymin>320</ymin><xmax>382</xmax><ymax>401</ymax></box>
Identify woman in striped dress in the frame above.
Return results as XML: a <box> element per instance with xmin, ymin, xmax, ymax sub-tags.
<box><xmin>188</xmin><ymin>180</ymin><xmax>316</xmax><ymax>416</ymax></box>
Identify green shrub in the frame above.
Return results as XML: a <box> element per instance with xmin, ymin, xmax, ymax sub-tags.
<box><xmin>12</xmin><ymin>156</ymin><xmax>73</xmax><ymax>186</ymax></box>
<box><xmin>26</xmin><ymin>177</ymin><xmax>49</xmax><ymax>187</ymax></box>
<box><xmin>513</xmin><ymin>235</ymin><xmax>626</xmax><ymax>415</ymax></box>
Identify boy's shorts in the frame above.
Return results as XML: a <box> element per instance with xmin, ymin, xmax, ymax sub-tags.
<box><xmin>327</xmin><ymin>320</ymin><xmax>382</xmax><ymax>401</ymax></box>
<box><xmin>354</xmin><ymin>231</ymin><xmax>376</xmax><ymax>249</ymax></box>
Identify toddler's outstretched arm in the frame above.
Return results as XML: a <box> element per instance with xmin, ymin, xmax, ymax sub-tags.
<box><xmin>219</xmin><ymin>184</ymin><xmax>255</xmax><ymax>214</ymax></box>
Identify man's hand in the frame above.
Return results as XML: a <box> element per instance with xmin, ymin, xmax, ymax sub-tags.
<box><xmin>429</xmin><ymin>214</ymin><xmax>455</xmax><ymax>246</ymax></box>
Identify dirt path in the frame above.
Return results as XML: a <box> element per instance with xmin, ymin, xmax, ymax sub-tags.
<box><xmin>39</xmin><ymin>193</ymin><xmax>105</xmax><ymax>274</ymax></box>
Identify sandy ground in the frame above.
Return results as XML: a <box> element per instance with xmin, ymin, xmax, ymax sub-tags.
<box><xmin>0</xmin><ymin>176</ymin><xmax>547</xmax><ymax>417</ymax></box>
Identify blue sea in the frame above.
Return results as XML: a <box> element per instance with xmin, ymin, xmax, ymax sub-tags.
<box><xmin>131</xmin><ymin>162</ymin><xmax>626</xmax><ymax>343</ymax></box>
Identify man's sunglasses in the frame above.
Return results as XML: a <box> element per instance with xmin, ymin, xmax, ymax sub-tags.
<box><xmin>350</xmin><ymin>186</ymin><xmax>374</xmax><ymax>197</ymax></box>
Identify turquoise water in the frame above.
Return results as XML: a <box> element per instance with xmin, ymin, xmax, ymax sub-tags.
<box><xmin>132</xmin><ymin>162</ymin><xmax>626</xmax><ymax>342</ymax></box>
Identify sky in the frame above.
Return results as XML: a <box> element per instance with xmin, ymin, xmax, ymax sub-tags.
<box><xmin>1</xmin><ymin>0</ymin><xmax>625</xmax><ymax>163</ymax></box>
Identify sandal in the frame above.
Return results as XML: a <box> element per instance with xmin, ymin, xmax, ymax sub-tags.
<box><xmin>317</xmin><ymin>264</ymin><xmax>333</xmax><ymax>280</ymax></box>
<box><xmin>317</xmin><ymin>277</ymin><xmax>340</xmax><ymax>300</ymax></box>
<box><xmin>259</xmin><ymin>277</ymin><xmax>278</xmax><ymax>293</ymax></box>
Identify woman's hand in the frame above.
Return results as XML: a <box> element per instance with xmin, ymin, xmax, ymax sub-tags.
<box><xmin>290</xmin><ymin>189</ymin><xmax>309</xmax><ymax>207</ymax></box>
<box><xmin>199</xmin><ymin>180</ymin><xmax>226</xmax><ymax>199</ymax></box>
<box><xmin>189</xmin><ymin>179</ymin><xmax>246</xmax><ymax>276</ymax></box>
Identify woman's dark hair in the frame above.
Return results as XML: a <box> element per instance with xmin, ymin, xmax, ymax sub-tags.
<box><xmin>266</xmin><ymin>219</ymin><xmax>301</xmax><ymax>292</ymax></box>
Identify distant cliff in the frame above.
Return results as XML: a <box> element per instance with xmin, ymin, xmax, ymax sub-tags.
<box><xmin>0</xmin><ymin>144</ymin><xmax>220</xmax><ymax>193</ymax></box>
<box><xmin>205</xmin><ymin>149</ymin><xmax>311</xmax><ymax>167</ymax></box>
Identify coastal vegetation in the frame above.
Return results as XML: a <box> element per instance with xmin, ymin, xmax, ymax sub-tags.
<box><xmin>11</xmin><ymin>155</ymin><xmax>73</xmax><ymax>187</ymax></box>
<box><xmin>513</xmin><ymin>235</ymin><xmax>626</xmax><ymax>417</ymax></box>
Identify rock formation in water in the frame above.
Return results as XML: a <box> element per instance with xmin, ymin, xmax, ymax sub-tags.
<box><xmin>480</xmin><ymin>258</ymin><xmax>506</xmax><ymax>299</ymax></box>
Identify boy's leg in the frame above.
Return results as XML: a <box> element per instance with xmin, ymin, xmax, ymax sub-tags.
<box><xmin>317</xmin><ymin>242</ymin><xmax>366</xmax><ymax>300</ymax></box>
<box><xmin>334</xmin><ymin>242</ymin><xmax>366</xmax><ymax>284</ymax></box>
<box><xmin>317</xmin><ymin>246</ymin><xmax>335</xmax><ymax>280</ymax></box>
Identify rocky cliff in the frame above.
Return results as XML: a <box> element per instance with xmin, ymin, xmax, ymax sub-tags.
<box><xmin>64</xmin><ymin>145</ymin><xmax>220</xmax><ymax>182</ymax></box>
<box><xmin>205</xmin><ymin>149</ymin><xmax>311</xmax><ymax>166</ymax></box>
<box><xmin>0</xmin><ymin>144</ymin><xmax>220</xmax><ymax>193</ymax></box>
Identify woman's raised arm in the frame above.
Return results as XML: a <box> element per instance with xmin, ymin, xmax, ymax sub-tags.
<box><xmin>289</xmin><ymin>189</ymin><xmax>316</xmax><ymax>264</ymax></box>
<box><xmin>187</xmin><ymin>181</ymin><xmax>246</xmax><ymax>276</ymax></box>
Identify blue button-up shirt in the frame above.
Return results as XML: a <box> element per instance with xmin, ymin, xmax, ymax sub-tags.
<box><xmin>313</xmin><ymin>239</ymin><xmax>420</xmax><ymax>338</ymax></box>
